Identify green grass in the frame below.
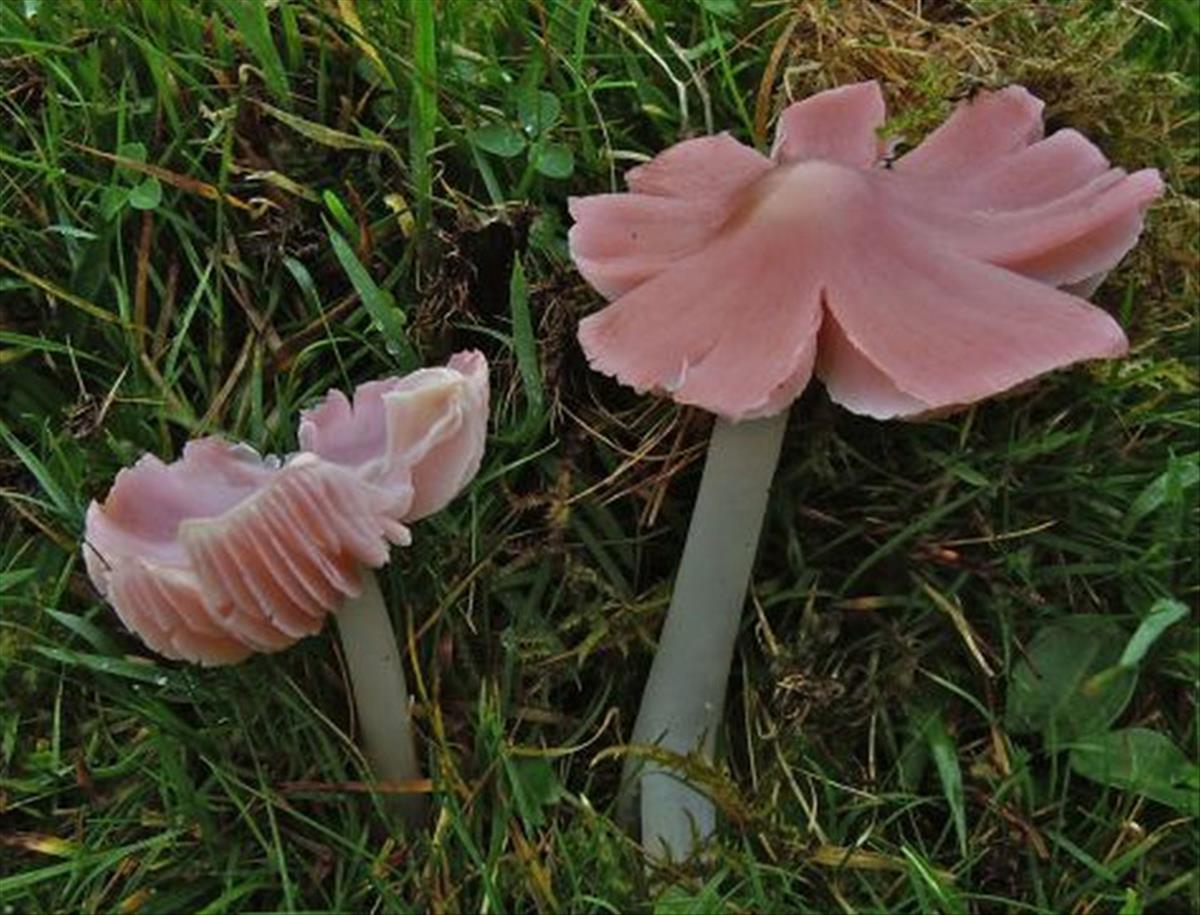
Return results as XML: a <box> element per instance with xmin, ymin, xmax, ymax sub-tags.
<box><xmin>1</xmin><ymin>0</ymin><xmax>1197</xmax><ymax>911</ymax></box>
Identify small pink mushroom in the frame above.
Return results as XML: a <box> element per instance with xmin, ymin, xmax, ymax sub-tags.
<box><xmin>84</xmin><ymin>440</ymin><xmax>411</xmax><ymax>665</ymax></box>
<box><xmin>83</xmin><ymin>351</ymin><xmax>489</xmax><ymax>819</ymax></box>
<box><xmin>569</xmin><ymin>82</ymin><xmax>1162</xmax><ymax>858</ymax></box>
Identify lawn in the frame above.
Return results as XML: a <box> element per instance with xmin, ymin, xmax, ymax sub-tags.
<box><xmin>1</xmin><ymin>0</ymin><xmax>1197</xmax><ymax>912</ymax></box>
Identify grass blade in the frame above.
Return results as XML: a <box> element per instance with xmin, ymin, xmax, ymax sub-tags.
<box><xmin>216</xmin><ymin>0</ymin><xmax>290</xmax><ymax>102</ymax></box>
<box><xmin>924</xmin><ymin>711</ymin><xmax>968</xmax><ymax>858</ymax></box>
<box><xmin>0</xmin><ymin>418</ymin><xmax>76</xmax><ymax>522</ymax></box>
<box><xmin>326</xmin><ymin>225</ymin><xmax>416</xmax><ymax>367</ymax></box>
<box><xmin>509</xmin><ymin>258</ymin><xmax>544</xmax><ymax>430</ymax></box>
<box><xmin>409</xmin><ymin>0</ymin><xmax>437</xmax><ymax>236</ymax></box>
<box><xmin>1120</xmin><ymin>599</ymin><xmax>1190</xmax><ymax>668</ymax></box>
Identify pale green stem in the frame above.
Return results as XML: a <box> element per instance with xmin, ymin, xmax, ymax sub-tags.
<box><xmin>618</xmin><ymin>411</ymin><xmax>789</xmax><ymax>860</ymax></box>
<box><xmin>335</xmin><ymin>570</ymin><xmax>424</xmax><ymax>825</ymax></box>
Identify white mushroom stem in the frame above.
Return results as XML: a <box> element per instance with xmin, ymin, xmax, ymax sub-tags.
<box><xmin>619</xmin><ymin>410</ymin><xmax>789</xmax><ymax>860</ymax></box>
<box><xmin>334</xmin><ymin>570</ymin><xmax>424</xmax><ymax>824</ymax></box>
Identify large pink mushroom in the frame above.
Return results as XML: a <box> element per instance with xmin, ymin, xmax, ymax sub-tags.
<box><xmin>569</xmin><ymin>82</ymin><xmax>1162</xmax><ymax>858</ymax></box>
<box><xmin>84</xmin><ymin>352</ymin><xmax>489</xmax><ymax>819</ymax></box>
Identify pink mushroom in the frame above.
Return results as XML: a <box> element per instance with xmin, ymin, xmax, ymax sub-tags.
<box><xmin>83</xmin><ymin>439</ymin><xmax>410</xmax><ymax>666</ymax></box>
<box><xmin>84</xmin><ymin>351</ymin><xmax>489</xmax><ymax>819</ymax></box>
<box><xmin>569</xmin><ymin>82</ymin><xmax>1162</xmax><ymax>858</ymax></box>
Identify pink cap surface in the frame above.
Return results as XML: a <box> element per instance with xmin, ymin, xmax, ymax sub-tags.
<box><xmin>299</xmin><ymin>350</ymin><xmax>489</xmax><ymax>521</ymax></box>
<box><xmin>83</xmin><ymin>352</ymin><xmax>489</xmax><ymax>665</ymax></box>
<box><xmin>570</xmin><ymin>82</ymin><xmax>1163</xmax><ymax>422</ymax></box>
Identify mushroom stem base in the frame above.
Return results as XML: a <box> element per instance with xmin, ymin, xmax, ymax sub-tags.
<box><xmin>335</xmin><ymin>570</ymin><xmax>425</xmax><ymax>825</ymax></box>
<box><xmin>619</xmin><ymin>410</ymin><xmax>789</xmax><ymax>860</ymax></box>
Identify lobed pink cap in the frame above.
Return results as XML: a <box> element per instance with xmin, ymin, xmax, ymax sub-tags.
<box><xmin>299</xmin><ymin>349</ymin><xmax>489</xmax><ymax>521</ymax></box>
<box><xmin>570</xmin><ymin>82</ymin><xmax>1163</xmax><ymax>422</ymax></box>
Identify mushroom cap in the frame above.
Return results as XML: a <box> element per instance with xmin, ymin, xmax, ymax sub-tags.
<box><xmin>570</xmin><ymin>82</ymin><xmax>1163</xmax><ymax>422</ymax></box>
<box><xmin>298</xmin><ymin>349</ymin><xmax>489</xmax><ymax>520</ymax></box>
<box><xmin>83</xmin><ymin>352</ymin><xmax>490</xmax><ymax>665</ymax></box>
